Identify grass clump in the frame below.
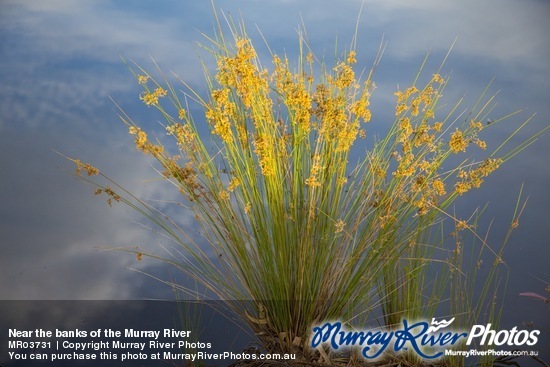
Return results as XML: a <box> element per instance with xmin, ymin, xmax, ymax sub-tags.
<box><xmin>68</xmin><ymin>9</ymin><xmax>546</xmax><ymax>367</ymax></box>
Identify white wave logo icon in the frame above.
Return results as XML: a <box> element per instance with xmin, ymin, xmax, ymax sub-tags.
<box><xmin>427</xmin><ymin>317</ymin><xmax>455</xmax><ymax>333</ymax></box>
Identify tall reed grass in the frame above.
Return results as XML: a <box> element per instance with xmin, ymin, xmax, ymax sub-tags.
<box><xmin>68</xmin><ymin>9</ymin><xmax>546</xmax><ymax>366</ymax></box>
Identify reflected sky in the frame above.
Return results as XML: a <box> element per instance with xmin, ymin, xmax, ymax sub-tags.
<box><xmin>0</xmin><ymin>0</ymin><xmax>548</xmax><ymax>338</ymax></box>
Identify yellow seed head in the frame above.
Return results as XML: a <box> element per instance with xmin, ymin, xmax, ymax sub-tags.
<box><xmin>178</xmin><ymin>108</ymin><xmax>186</xmax><ymax>120</ymax></box>
<box><xmin>74</xmin><ymin>160</ymin><xmax>99</xmax><ymax>177</ymax></box>
<box><xmin>140</xmin><ymin>92</ymin><xmax>158</xmax><ymax>106</ymax></box>
<box><xmin>449</xmin><ymin>129</ymin><xmax>468</xmax><ymax>153</ymax></box>
<box><xmin>469</xmin><ymin>119</ymin><xmax>484</xmax><ymax>131</ymax></box>
<box><xmin>335</xmin><ymin>219</ymin><xmax>345</xmax><ymax>233</ymax></box>
<box><xmin>228</xmin><ymin>177</ymin><xmax>240</xmax><ymax>192</ymax></box>
<box><xmin>432</xmin><ymin>179</ymin><xmax>446</xmax><ymax>196</ymax></box>
<box><xmin>346</xmin><ymin>50</ymin><xmax>357</xmax><ymax>65</ymax></box>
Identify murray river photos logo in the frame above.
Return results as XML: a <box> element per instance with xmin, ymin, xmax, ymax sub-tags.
<box><xmin>310</xmin><ymin>318</ymin><xmax>540</xmax><ymax>360</ymax></box>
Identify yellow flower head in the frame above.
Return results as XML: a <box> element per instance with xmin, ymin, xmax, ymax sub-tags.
<box><xmin>74</xmin><ymin>160</ymin><xmax>99</xmax><ymax>177</ymax></box>
<box><xmin>347</xmin><ymin>50</ymin><xmax>357</xmax><ymax>65</ymax></box>
<box><xmin>228</xmin><ymin>177</ymin><xmax>240</xmax><ymax>192</ymax></box>
<box><xmin>432</xmin><ymin>179</ymin><xmax>446</xmax><ymax>196</ymax></box>
<box><xmin>178</xmin><ymin>108</ymin><xmax>186</xmax><ymax>120</ymax></box>
<box><xmin>335</xmin><ymin>219</ymin><xmax>345</xmax><ymax>234</ymax></box>
<box><xmin>469</xmin><ymin>119</ymin><xmax>484</xmax><ymax>131</ymax></box>
<box><xmin>432</xmin><ymin>74</ymin><xmax>445</xmax><ymax>84</ymax></box>
<box><xmin>449</xmin><ymin>129</ymin><xmax>469</xmax><ymax>153</ymax></box>
<box><xmin>433</xmin><ymin>122</ymin><xmax>443</xmax><ymax>132</ymax></box>
<box><xmin>140</xmin><ymin>92</ymin><xmax>158</xmax><ymax>106</ymax></box>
